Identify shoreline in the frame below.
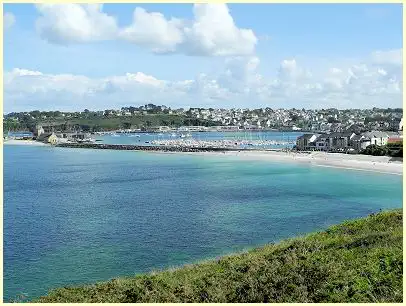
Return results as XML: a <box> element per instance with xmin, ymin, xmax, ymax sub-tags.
<box><xmin>5</xmin><ymin>140</ymin><xmax>402</xmax><ymax>175</ymax></box>
<box><xmin>3</xmin><ymin>140</ymin><xmax>50</xmax><ymax>146</ymax></box>
<box><xmin>148</xmin><ymin>150</ymin><xmax>403</xmax><ymax>175</ymax></box>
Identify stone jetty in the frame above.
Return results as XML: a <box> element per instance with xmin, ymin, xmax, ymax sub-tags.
<box><xmin>55</xmin><ymin>143</ymin><xmax>248</xmax><ymax>152</ymax></box>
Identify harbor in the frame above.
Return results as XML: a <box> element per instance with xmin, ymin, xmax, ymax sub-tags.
<box><xmin>149</xmin><ymin>138</ymin><xmax>296</xmax><ymax>149</ymax></box>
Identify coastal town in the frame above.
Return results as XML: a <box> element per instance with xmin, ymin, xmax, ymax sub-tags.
<box><xmin>4</xmin><ymin>105</ymin><xmax>403</xmax><ymax>133</ymax></box>
<box><xmin>4</xmin><ymin>105</ymin><xmax>403</xmax><ymax>157</ymax></box>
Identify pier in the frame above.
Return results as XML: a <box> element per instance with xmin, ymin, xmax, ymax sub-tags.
<box><xmin>55</xmin><ymin>143</ymin><xmax>254</xmax><ymax>152</ymax></box>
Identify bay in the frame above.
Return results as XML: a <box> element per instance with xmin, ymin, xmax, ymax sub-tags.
<box><xmin>3</xmin><ymin>144</ymin><xmax>402</xmax><ymax>301</ymax></box>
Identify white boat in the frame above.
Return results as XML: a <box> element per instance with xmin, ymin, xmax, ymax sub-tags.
<box><xmin>186</xmin><ymin>133</ymin><xmax>192</xmax><ymax>137</ymax></box>
<box><xmin>111</xmin><ymin>134</ymin><xmax>120</xmax><ymax>137</ymax></box>
<box><xmin>180</xmin><ymin>134</ymin><xmax>186</xmax><ymax>138</ymax></box>
<box><xmin>171</xmin><ymin>133</ymin><xmax>177</xmax><ymax>137</ymax></box>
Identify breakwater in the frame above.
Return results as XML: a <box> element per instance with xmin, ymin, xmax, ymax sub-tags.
<box><xmin>55</xmin><ymin>143</ymin><xmax>248</xmax><ymax>152</ymax></box>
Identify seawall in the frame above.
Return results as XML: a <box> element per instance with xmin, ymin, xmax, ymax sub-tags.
<box><xmin>55</xmin><ymin>143</ymin><xmax>252</xmax><ymax>152</ymax></box>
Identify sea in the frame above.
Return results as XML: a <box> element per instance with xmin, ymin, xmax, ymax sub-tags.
<box><xmin>3</xmin><ymin>133</ymin><xmax>403</xmax><ymax>301</ymax></box>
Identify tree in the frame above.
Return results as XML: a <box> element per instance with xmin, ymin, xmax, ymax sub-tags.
<box><xmin>360</xmin><ymin>144</ymin><xmax>389</xmax><ymax>156</ymax></box>
<box><xmin>122</xmin><ymin>122</ymin><xmax>132</xmax><ymax>129</ymax></box>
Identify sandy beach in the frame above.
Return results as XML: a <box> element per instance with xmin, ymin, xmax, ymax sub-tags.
<box><xmin>4</xmin><ymin>139</ymin><xmax>402</xmax><ymax>175</ymax></box>
<box><xmin>3</xmin><ymin>139</ymin><xmax>49</xmax><ymax>146</ymax></box>
<box><xmin>156</xmin><ymin>150</ymin><xmax>403</xmax><ymax>175</ymax></box>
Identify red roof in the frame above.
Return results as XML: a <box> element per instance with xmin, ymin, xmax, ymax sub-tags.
<box><xmin>388</xmin><ymin>137</ymin><xmax>403</xmax><ymax>143</ymax></box>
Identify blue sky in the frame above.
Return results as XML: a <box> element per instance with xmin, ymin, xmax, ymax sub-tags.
<box><xmin>4</xmin><ymin>3</ymin><xmax>403</xmax><ymax>112</ymax></box>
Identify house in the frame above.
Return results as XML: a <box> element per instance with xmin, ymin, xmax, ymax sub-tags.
<box><xmin>35</xmin><ymin>125</ymin><xmax>45</xmax><ymax>137</ymax></box>
<box><xmin>36</xmin><ymin>132</ymin><xmax>59</xmax><ymax>145</ymax></box>
<box><xmin>350</xmin><ymin>134</ymin><xmax>371</xmax><ymax>152</ymax></box>
<box><xmin>387</xmin><ymin>136</ymin><xmax>403</xmax><ymax>145</ymax></box>
<box><xmin>296</xmin><ymin>134</ymin><xmax>320</xmax><ymax>151</ymax></box>
<box><xmin>326</xmin><ymin>132</ymin><xmax>356</xmax><ymax>151</ymax></box>
<box><xmin>315</xmin><ymin>134</ymin><xmax>329</xmax><ymax>151</ymax></box>
<box><xmin>386</xmin><ymin>131</ymin><xmax>403</xmax><ymax>145</ymax></box>
<box><xmin>361</xmin><ymin>131</ymin><xmax>389</xmax><ymax>146</ymax></box>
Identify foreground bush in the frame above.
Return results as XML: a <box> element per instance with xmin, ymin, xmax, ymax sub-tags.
<box><xmin>36</xmin><ymin>209</ymin><xmax>403</xmax><ymax>303</ymax></box>
<box><xmin>360</xmin><ymin>144</ymin><xmax>403</xmax><ymax>157</ymax></box>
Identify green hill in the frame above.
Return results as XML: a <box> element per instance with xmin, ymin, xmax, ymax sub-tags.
<box><xmin>36</xmin><ymin>209</ymin><xmax>403</xmax><ymax>303</ymax></box>
<box><xmin>4</xmin><ymin>114</ymin><xmax>222</xmax><ymax>133</ymax></box>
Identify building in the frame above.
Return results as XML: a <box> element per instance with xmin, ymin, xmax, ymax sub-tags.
<box><xmin>296</xmin><ymin>134</ymin><xmax>320</xmax><ymax>151</ymax></box>
<box><xmin>326</xmin><ymin>132</ymin><xmax>356</xmax><ymax>151</ymax></box>
<box><xmin>350</xmin><ymin>135</ymin><xmax>371</xmax><ymax>152</ymax></box>
<box><xmin>315</xmin><ymin>134</ymin><xmax>329</xmax><ymax>151</ymax></box>
<box><xmin>36</xmin><ymin>132</ymin><xmax>59</xmax><ymax>145</ymax></box>
<box><xmin>387</xmin><ymin>136</ymin><xmax>403</xmax><ymax>145</ymax></box>
<box><xmin>361</xmin><ymin>131</ymin><xmax>389</xmax><ymax>146</ymax></box>
<box><xmin>35</xmin><ymin>125</ymin><xmax>45</xmax><ymax>137</ymax></box>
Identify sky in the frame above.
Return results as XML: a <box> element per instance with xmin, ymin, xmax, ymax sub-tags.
<box><xmin>3</xmin><ymin>3</ymin><xmax>403</xmax><ymax>113</ymax></box>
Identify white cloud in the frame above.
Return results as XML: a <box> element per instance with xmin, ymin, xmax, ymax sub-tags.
<box><xmin>181</xmin><ymin>4</ymin><xmax>257</xmax><ymax>56</ymax></box>
<box><xmin>4</xmin><ymin>12</ymin><xmax>16</xmax><ymax>30</ymax></box>
<box><xmin>35</xmin><ymin>4</ymin><xmax>118</xmax><ymax>44</ymax></box>
<box><xmin>34</xmin><ymin>4</ymin><xmax>257</xmax><ymax>56</ymax></box>
<box><xmin>4</xmin><ymin>49</ymin><xmax>402</xmax><ymax>112</ymax></box>
<box><xmin>119</xmin><ymin>7</ymin><xmax>184</xmax><ymax>53</ymax></box>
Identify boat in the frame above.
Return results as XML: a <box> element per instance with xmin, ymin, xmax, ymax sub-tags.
<box><xmin>111</xmin><ymin>134</ymin><xmax>120</xmax><ymax>137</ymax></box>
<box><xmin>171</xmin><ymin>133</ymin><xmax>177</xmax><ymax>137</ymax></box>
<box><xmin>186</xmin><ymin>133</ymin><xmax>192</xmax><ymax>137</ymax></box>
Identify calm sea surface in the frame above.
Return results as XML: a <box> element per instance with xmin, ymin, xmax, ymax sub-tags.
<box><xmin>4</xmin><ymin>144</ymin><xmax>402</xmax><ymax>301</ymax></box>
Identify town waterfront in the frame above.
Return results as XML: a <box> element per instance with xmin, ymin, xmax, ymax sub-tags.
<box><xmin>4</xmin><ymin>145</ymin><xmax>402</xmax><ymax>301</ymax></box>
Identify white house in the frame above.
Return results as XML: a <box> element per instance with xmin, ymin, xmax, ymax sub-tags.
<box><xmin>362</xmin><ymin>131</ymin><xmax>390</xmax><ymax>146</ymax></box>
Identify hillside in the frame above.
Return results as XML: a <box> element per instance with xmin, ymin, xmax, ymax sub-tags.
<box><xmin>4</xmin><ymin>114</ymin><xmax>222</xmax><ymax>132</ymax></box>
<box><xmin>36</xmin><ymin>209</ymin><xmax>402</xmax><ymax>303</ymax></box>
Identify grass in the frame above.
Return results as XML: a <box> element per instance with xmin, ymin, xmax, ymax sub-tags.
<box><xmin>36</xmin><ymin>209</ymin><xmax>403</xmax><ymax>303</ymax></box>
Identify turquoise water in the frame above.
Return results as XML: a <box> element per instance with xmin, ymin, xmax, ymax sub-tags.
<box><xmin>4</xmin><ymin>145</ymin><xmax>402</xmax><ymax>301</ymax></box>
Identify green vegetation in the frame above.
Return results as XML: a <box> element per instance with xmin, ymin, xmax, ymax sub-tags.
<box><xmin>36</xmin><ymin>209</ymin><xmax>403</xmax><ymax>303</ymax></box>
<box><xmin>361</xmin><ymin>143</ymin><xmax>403</xmax><ymax>157</ymax></box>
<box><xmin>39</xmin><ymin>115</ymin><xmax>219</xmax><ymax>132</ymax></box>
<box><xmin>4</xmin><ymin>113</ymin><xmax>221</xmax><ymax>133</ymax></box>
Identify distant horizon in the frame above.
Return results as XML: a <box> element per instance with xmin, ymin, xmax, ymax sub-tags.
<box><xmin>4</xmin><ymin>3</ymin><xmax>402</xmax><ymax>113</ymax></box>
